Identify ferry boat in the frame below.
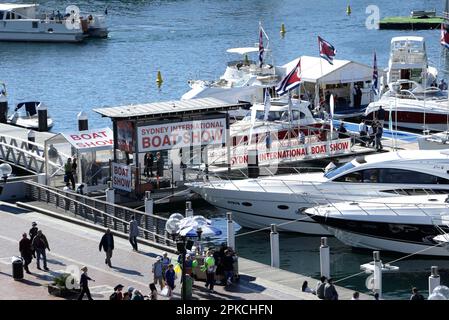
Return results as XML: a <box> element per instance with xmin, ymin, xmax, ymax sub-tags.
<box><xmin>190</xmin><ymin>150</ymin><xmax>449</xmax><ymax>234</ymax></box>
<box><xmin>306</xmin><ymin>194</ymin><xmax>449</xmax><ymax>256</ymax></box>
<box><xmin>0</xmin><ymin>3</ymin><xmax>108</xmax><ymax>42</ymax></box>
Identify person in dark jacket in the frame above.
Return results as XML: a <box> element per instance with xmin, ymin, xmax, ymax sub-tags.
<box><xmin>338</xmin><ymin>122</ymin><xmax>348</xmax><ymax>139</ymax></box>
<box><xmin>156</xmin><ymin>152</ymin><xmax>164</xmax><ymax>188</ymax></box>
<box><xmin>29</xmin><ymin>222</ymin><xmax>38</xmax><ymax>242</ymax></box>
<box><xmin>78</xmin><ymin>266</ymin><xmax>95</xmax><ymax>300</ymax></box>
<box><xmin>222</xmin><ymin>249</ymin><xmax>235</xmax><ymax>286</ymax></box>
<box><xmin>31</xmin><ymin>230</ymin><xmax>50</xmax><ymax>271</ymax></box>
<box><xmin>144</xmin><ymin>153</ymin><xmax>154</xmax><ymax>177</ymax></box>
<box><xmin>410</xmin><ymin>287</ymin><xmax>424</xmax><ymax>300</ymax></box>
<box><xmin>165</xmin><ymin>264</ymin><xmax>176</xmax><ymax>298</ymax></box>
<box><xmin>324</xmin><ymin>278</ymin><xmax>339</xmax><ymax>300</ymax></box>
<box><xmin>316</xmin><ymin>276</ymin><xmax>327</xmax><ymax>299</ymax></box>
<box><xmin>99</xmin><ymin>229</ymin><xmax>114</xmax><ymax>267</ymax></box>
<box><xmin>19</xmin><ymin>233</ymin><xmax>33</xmax><ymax>274</ymax></box>
<box><xmin>129</xmin><ymin>216</ymin><xmax>139</xmax><ymax>251</ymax></box>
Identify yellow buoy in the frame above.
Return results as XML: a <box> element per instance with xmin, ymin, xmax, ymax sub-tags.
<box><xmin>280</xmin><ymin>23</ymin><xmax>286</xmax><ymax>34</ymax></box>
<box><xmin>346</xmin><ymin>4</ymin><xmax>351</xmax><ymax>15</ymax></box>
<box><xmin>156</xmin><ymin>70</ymin><xmax>163</xmax><ymax>87</ymax></box>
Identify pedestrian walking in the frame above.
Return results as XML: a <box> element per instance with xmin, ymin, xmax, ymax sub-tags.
<box><xmin>72</xmin><ymin>157</ymin><xmax>78</xmax><ymax>184</ymax></box>
<box><xmin>316</xmin><ymin>276</ymin><xmax>327</xmax><ymax>299</ymax></box>
<box><xmin>78</xmin><ymin>266</ymin><xmax>94</xmax><ymax>300</ymax></box>
<box><xmin>29</xmin><ymin>222</ymin><xmax>38</xmax><ymax>242</ymax></box>
<box><xmin>99</xmin><ymin>229</ymin><xmax>114</xmax><ymax>267</ymax></box>
<box><xmin>152</xmin><ymin>256</ymin><xmax>164</xmax><ymax>290</ymax></box>
<box><xmin>129</xmin><ymin>215</ymin><xmax>139</xmax><ymax>251</ymax></box>
<box><xmin>359</xmin><ymin>119</ymin><xmax>368</xmax><ymax>146</ymax></box>
<box><xmin>19</xmin><ymin>233</ymin><xmax>33</xmax><ymax>274</ymax></box>
<box><xmin>161</xmin><ymin>252</ymin><xmax>170</xmax><ymax>280</ymax></box>
<box><xmin>410</xmin><ymin>287</ymin><xmax>425</xmax><ymax>300</ymax></box>
<box><xmin>204</xmin><ymin>249</ymin><xmax>216</xmax><ymax>292</ymax></box>
<box><xmin>144</xmin><ymin>153</ymin><xmax>154</xmax><ymax>178</ymax></box>
<box><xmin>324</xmin><ymin>278</ymin><xmax>339</xmax><ymax>300</ymax></box>
<box><xmin>31</xmin><ymin>230</ymin><xmax>50</xmax><ymax>271</ymax></box>
<box><xmin>222</xmin><ymin>249</ymin><xmax>235</xmax><ymax>286</ymax></box>
<box><xmin>376</xmin><ymin>106</ymin><xmax>385</xmax><ymax>124</ymax></box>
<box><xmin>165</xmin><ymin>264</ymin><xmax>176</xmax><ymax>298</ymax></box>
<box><xmin>64</xmin><ymin>158</ymin><xmax>76</xmax><ymax>190</ymax></box>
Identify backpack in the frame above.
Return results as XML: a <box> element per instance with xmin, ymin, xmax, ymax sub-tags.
<box><xmin>109</xmin><ymin>292</ymin><xmax>118</xmax><ymax>300</ymax></box>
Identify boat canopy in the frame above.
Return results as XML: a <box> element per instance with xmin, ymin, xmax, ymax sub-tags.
<box><xmin>281</xmin><ymin>55</ymin><xmax>374</xmax><ymax>84</ymax></box>
<box><xmin>226</xmin><ymin>47</ymin><xmax>260</xmax><ymax>55</ymax></box>
<box><xmin>0</xmin><ymin>4</ymin><xmax>38</xmax><ymax>11</ymax></box>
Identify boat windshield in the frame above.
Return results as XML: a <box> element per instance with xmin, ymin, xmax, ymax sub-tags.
<box><xmin>324</xmin><ymin>161</ymin><xmax>356</xmax><ymax>179</ymax></box>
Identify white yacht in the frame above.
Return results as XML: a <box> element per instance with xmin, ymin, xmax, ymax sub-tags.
<box><xmin>382</xmin><ymin>36</ymin><xmax>437</xmax><ymax>90</ymax></box>
<box><xmin>418</xmin><ymin>131</ymin><xmax>449</xmax><ymax>150</ymax></box>
<box><xmin>365</xmin><ymin>80</ymin><xmax>449</xmax><ymax>131</ymax></box>
<box><xmin>181</xmin><ymin>46</ymin><xmax>279</xmax><ymax>116</ymax></box>
<box><xmin>8</xmin><ymin>101</ymin><xmax>53</xmax><ymax>130</ymax></box>
<box><xmin>306</xmin><ymin>195</ymin><xmax>449</xmax><ymax>257</ymax></box>
<box><xmin>0</xmin><ymin>4</ymin><xmax>107</xmax><ymax>42</ymax></box>
<box><xmin>190</xmin><ymin>150</ymin><xmax>449</xmax><ymax>234</ymax></box>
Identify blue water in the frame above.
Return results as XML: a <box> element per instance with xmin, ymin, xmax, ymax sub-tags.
<box><xmin>3</xmin><ymin>0</ymin><xmax>449</xmax><ymax>299</ymax></box>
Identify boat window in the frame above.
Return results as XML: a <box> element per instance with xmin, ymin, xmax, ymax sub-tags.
<box><xmin>378</xmin><ymin>168</ymin><xmax>449</xmax><ymax>184</ymax></box>
<box><xmin>241</xmin><ymin>202</ymin><xmax>252</xmax><ymax>207</ymax></box>
<box><xmin>292</xmin><ymin>110</ymin><xmax>305</xmax><ymax>120</ymax></box>
<box><xmin>333</xmin><ymin>170</ymin><xmax>363</xmax><ymax>182</ymax></box>
<box><xmin>324</xmin><ymin>162</ymin><xmax>356</xmax><ymax>179</ymax></box>
<box><xmin>255</xmin><ymin>110</ymin><xmax>282</xmax><ymax>121</ymax></box>
<box><xmin>32</xmin><ymin>21</ymin><xmax>38</xmax><ymax>28</ymax></box>
<box><xmin>0</xmin><ymin>11</ymin><xmax>4</xmax><ymax>20</ymax></box>
<box><xmin>362</xmin><ymin>169</ymin><xmax>379</xmax><ymax>183</ymax></box>
<box><xmin>277</xmin><ymin>205</ymin><xmax>289</xmax><ymax>210</ymax></box>
<box><xmin>5</xmin><ymin>12</ymin><xmax>10</xmax><ymax>20</ymax></box>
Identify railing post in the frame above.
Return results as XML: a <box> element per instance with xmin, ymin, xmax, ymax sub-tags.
<box><xmin>373</xmin><ymin>251</ymin><xmax>382</xmax><ymax>299</ymax></box>
<box><xmin>106</xmin><ymin>181</ymin><xmax>115</xmax><ymax>204</ymax></box>
<box><xmin>226</xmin><ymin>212</ymin><xmax>235</xmax><ymax>250</ymax></box>
<box><xmin>185</xmin><ymin>201</ymin><xmax>193</xmax><ymax>217</ymax></box>
<box><xmin>429</xmin><ymin>266</ymin><xmax>440</xmax><ymax>296</ymax></box>
<box><xmin>320</xmin><ymin>237</ymin><xmax>330</xmax><ymax>279</ymax></box>
<box><xmin>270</xmin><ymin>224</ymin><xmax>280</xmax><ymax>268</ymax></box>
<box><xmin>145</xmin><ymin>191</ymin><xmax>153</xmax><ymax>215</ymax></box>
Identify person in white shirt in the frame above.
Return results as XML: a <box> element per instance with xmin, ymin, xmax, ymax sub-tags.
<box><xmin>358</xmin><ymin>119</ymin><xmax>368</xmax><ymax>146</ymax></box>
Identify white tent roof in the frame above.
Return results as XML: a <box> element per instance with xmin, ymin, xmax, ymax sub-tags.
<box><xmin>62</xmin><ymin>127</ymin><xmax>113</xmax><ymax>151</ymax></box>
<box><xmin>281</xmin><ymin>55</ymin><xmax>374</xmax><ymax>84</ymax></box>
<box><xmin>0</xmin><ymin>4</ymin><xmax>37</xmax><ymax>11</ymax></box>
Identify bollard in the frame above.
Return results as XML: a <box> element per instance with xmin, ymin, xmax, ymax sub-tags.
<box><xmin>185</xmin><ymin>201</ymin><xmax>193</xmax><ymax>217</ymax></box>
<box><xmin>106</xmin><ymin>181</ymin><xmax>115</xmax><ymax>204</ymax></box>
<box><xmin>226</xmin><ymin>212</ymin><xmax>235</xmax><ymax>250</ymax></box>
<box><xmin>77</xmin><ymin>111</ymin><xmax>88</xmax><ymax>131</ymax></box>
<box><xmin>429</xmin><ymin>266</ymin><xmax>440</xmax><ymax>296</ymax></box>
<box><xmin>27</xmin><ymin>130</ymin><xmax>35</xmax><ymax>150</ymax></box>
<box><xmin>37</xmin><ymin>103</ymin><xmax>48</xmax><ymax>132</ymax></box>
<box><xmin>319</xmin><ymin>237</ymin><xmax>330</xmax><ymax>279</ymax></box>
<box><xmin>0</xmin><ymin>92</ymin><xmax>7</xmax><ymax>123</ymax></box>
<box><xmin>145</xmin><ymin>191</ymin><xmax>153</xmax><ymax>215</ymax></box>
<box><xmin>270</xmin><ymin>224</ymin><xmax>280</xmax><ymax>268</ymax></box>
<box><xmin>373</xmin><ymin>251</ymin><xmax>382</xmax><ymax>299</ymax></box>
<box><xmin>247</xmin><ymin>149</ymin><xmax>259</xmax><ymax>178</ymax></box>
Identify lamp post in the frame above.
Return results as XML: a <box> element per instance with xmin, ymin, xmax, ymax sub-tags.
<box><xmin>177</xmin><ymin>236</ymin><xmax>187</xmax><ymax>301</ymax></box>
<box><xmin>0</xmin><ymin>163</ymin><xmax>12</xmax><ymax>184</ymax></box>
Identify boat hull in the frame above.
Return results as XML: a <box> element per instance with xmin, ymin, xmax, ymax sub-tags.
<box><xmin>365</xmin><ymin>110</ymin><xmax>449</xmax><ymax>132</ymax></box>
<box><xmin>0</xmin><ymin>31</ymin><xmax>85</xmax><ymax>43</ymax></box>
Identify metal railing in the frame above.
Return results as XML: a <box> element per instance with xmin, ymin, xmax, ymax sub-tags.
<box><xmin>24</xmin><ymin>180</ymin><xmax>176</xmax><ymax>248</ymax></box>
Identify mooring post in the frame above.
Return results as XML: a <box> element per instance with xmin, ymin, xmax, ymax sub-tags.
<box><xmin>37</xmin><ymin>103</ymin><xmax>48</xmax><ymax>132</ymax></box>
<box><xmin>145</xmin><ymin>191</ymin><xmax>153</xmax><ymax>215</ymax></box>
<box><xmin>429</xmin><ymin>266</ymin><xmax>440</xmax><ymax>296</ymax></box>
<box><xmin>106</xmin><ymin>181</ymin><xmax>115</xmax><ymax>204</ymax></box>
<box><xmin>270</xmin><ymin>224</ymin><xmax>280</xmax><ymax>268</ymax></box>
<box><xmin>77</xmin><ymin>111</ymin><xmax>88</xmax><ymax>131</ymax></box>
<box><xmin>185</xmin><ymin>201</ymin><xmax>193</xmax><ymax>217</ymax></box>
<box><xmin>226</xmin><ymin>212</ymin><xmax>235</xmax><ymax>250</ymax></box>
<box><xmin>373</xmin><ymin>251</ymin><xmax>382</xmax><ymax>299</ymax></box>
<box><xmin>320</xmin><ymin>237</ymin><xmax>330</xmax><ymax>278</ymax></box>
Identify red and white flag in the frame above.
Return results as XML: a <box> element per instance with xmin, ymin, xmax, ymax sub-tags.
<box><xmin>441</xmin><ymin>24</ymin><xmax>449</xmax><ymax>49</ymax></box>
<box><xmin>318</xmin><ymin>36</ymin><xmax>336</xmax><ymax>65</ymax></box>
<box><xmin>276</xmin><ymin>58</ymin><xmax>301</xmax><ymax>96</ymax></box>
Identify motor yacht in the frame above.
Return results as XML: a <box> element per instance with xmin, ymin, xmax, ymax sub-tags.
<box><xmin>8</xmin><ymin>101</ymin><xmax>53</xmax><ymax>130</ymax></box>
<box><xmin>306</xmin><ymin>194</ymin><xmax>449</xmax><ymax>256</ymax></box>
<box><xmin>0</xmin><ymin>3</ymin><xmax>107</xmax><ymax>42</ymax></box>
<box><xmin>190</xmin><ymin>150</ymin><xmax>449</xmax><ymax>234</ymax></box>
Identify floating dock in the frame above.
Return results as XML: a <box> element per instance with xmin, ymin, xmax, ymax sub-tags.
<box><xmin>379</xmin><ymin>16</ymin><xmax>444</xmax><ymax>30</ymax></box>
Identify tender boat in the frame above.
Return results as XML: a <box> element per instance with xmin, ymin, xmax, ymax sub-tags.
<box><xmin>8</xmin><ymin>101</ymin><xmax>53</xmax><ymax>130</ymax></box>
<box><xmin>190</xmin><ymin>150</ymin><xmax>449</xmax><ymax>234</ymax></box>
<box><xmin>0</xmin><ymin>3</ymin><xmax>107</xmax><ymax>42</ymax></box>
<box><xmin>306</xmin><ymin>195</ymin><xmax>449</xmax><ymax>257</ymax></box>
<box><xmin>365</xmin><ymin>80</ymin><xmax>449</xmax><ymax>132</ymax></box>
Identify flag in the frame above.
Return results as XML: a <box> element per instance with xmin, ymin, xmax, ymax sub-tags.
<box><xmin>259</xmin><ymin>27</ymin><xmax>264</xmax><ymax>67</ymax></box>
<box><xmin>263</xmin><ymin>89</ymin><xmax>271</xmax><ymax>121</ymax></box>
<box><xmin>441</xmin><ymin>24</ymin><xmax>449</xmax><ymax>49</ymax></box>
<box><xmin>276</xmin><ymin>59</ymin><xmax>301</xmax><ymax>96</ymax></box>
<box><xmin>318</xmin><ymin>36</ymin><xmax>336</xmax><ymax>65</ymax></box>
<box><xmin>372</xmin><ymin>51</ymin><xmax>379</xmax><ymax>95</ymax></box>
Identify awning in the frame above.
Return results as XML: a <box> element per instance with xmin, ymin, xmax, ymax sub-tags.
<box><xmin>226</xmin><ymin>47</ymin><xmax>260</xmax><ymax>55</ymax></box>
<box><xmin>281</xmin><ymin>55</ymin><xmax>374</xmax><ymax>84</ymax></box>
<box><xmin>62</xmin><ymin>127</ymin><xmax>113</xmax><ymax>151</ymax></box>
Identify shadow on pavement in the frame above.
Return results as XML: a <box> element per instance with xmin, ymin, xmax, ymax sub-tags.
<box><xmin>47</xmin><ymin>259</ymin><xmax>66</xmax><ymax>267</ymax></box>
<box><xmin>0</xmin><ymin>204</ymin><xmax>31</xmax><ymax>215</ymax></box>
<box><xmin>17</xmin><ymin>278</ymin><xmax>42</xmax><ymax>287</ymax></box>
<box><xmin>111</xmin><ymin>266</ymin><xmax>143</xmax><ymax>276</ymax></box>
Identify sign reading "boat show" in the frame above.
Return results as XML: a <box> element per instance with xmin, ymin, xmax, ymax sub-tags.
<box><xmin>137</xmin><ymin>118</ymin><xmax>227</xmax><ymax>152</ymax></box>
<box><xmin>112</xmin><ymin>162</ymin><xmax>132</xmax><ymax>192</ymax></box>
<box><xmin>62</xmin><ymin>127</ymin><xmax>114</xmax><ymax>150</ymax></box>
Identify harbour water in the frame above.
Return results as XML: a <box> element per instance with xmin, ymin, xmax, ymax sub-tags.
<box><xmin>2</xmin><ymin>0</ymin><xmax>449</xmax><ymax>299</ymax></box>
